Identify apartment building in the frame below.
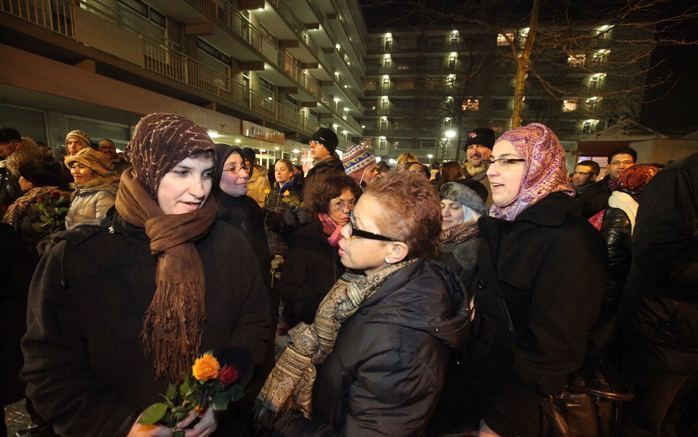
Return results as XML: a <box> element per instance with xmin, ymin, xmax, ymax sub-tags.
<box><xmin>361</xmin><ymin>23</ymin><xmax>653</xmax><ymax>164</ymax></box>
<box><xmin>0</xmin><ymin>0</ymin><xmax>366</xmax><ymax>166</ymax></box>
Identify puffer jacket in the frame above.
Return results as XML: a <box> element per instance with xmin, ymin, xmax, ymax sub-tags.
<box><xmin>65</xmin><ymin>175</ymin><xmax>119</xmax><ymax>229</ymax></box>
<box><xmin>600</xmin><ymin>206</ymin><xmax>633</xmax><ymax>326</ymax></box>
<box><xmin>274</xmin><ymin>260</ymin><xmax>469</xmax><ymax>436</ymax></box>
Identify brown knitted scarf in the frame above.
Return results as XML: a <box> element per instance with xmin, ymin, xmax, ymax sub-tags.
<box><xmin>115</xmin><ymin>170</ymin><xmax>217</xmax><ymax>380</ymax></box>
<box><xmin>438</xmin><ymin>221</ymin><xmax>480</xmax><ymax>246</ymax></box>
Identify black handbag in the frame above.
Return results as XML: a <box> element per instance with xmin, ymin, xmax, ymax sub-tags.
<box><xmin>540</xmin><ymin>355</ymin><xmax>633</xmax><ymax>437</ymax></box>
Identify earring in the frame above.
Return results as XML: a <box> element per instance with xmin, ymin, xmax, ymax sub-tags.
<box><xmin>384</xmin><ymin>257</ymin><xmax>392</xmax><ymax>264</ymax></box>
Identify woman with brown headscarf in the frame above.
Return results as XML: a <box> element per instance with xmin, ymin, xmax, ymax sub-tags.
<box><xmin>22</xmin><ymin>113</ymin><xmax>271</xmax><ymax>437</ymax></box>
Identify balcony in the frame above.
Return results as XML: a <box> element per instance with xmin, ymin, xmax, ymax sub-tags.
<box><xmin>1</xmin><ymin>0</ymin><xmax>320</xmax><ymax>135</ymax></box>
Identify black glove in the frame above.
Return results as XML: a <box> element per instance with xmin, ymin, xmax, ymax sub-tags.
<box><xmin>284</xmin><ymin>207</ymin><xmax>313</xmax><ymax>226</ymax></box>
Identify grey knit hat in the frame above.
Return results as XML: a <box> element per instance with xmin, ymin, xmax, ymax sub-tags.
<box><xmin>439</xmin><ymin>181</ymin><xmax>487</xmax><ymax>217</ymax></box>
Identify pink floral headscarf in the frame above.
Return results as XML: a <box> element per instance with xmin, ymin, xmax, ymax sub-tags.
<box><xmin>490</xmin><ymin>123</ymin><xmax>575</xmax><ymax>221</ymax></box>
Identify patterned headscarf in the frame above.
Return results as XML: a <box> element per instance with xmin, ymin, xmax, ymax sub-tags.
<box><xmin>618</xmin><ymin>164</ymin><xmax>660</xmax><ymax>195</ymax></box>
<box><xmin>127</xmin><ymin>113</ymin><xmax>215</xmax><ymax>198</ymax></box>
<box><xmin>490</xmin><ymin>123</ymin><xmax>574</xmax><ymax>221</ymax></box>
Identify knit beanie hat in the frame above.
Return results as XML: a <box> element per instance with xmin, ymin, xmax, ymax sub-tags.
<box><xmin>65</xmin><ymin>129</ymin><xmax>91</xmax><ymax>149</ymax></box>
<box><xmin>127</xmin><ymin>113</ymin><xmax>215</xmax><ymax>198</ymax></box>
<box><xmin>309</xmin><ymin>127</ymin><xmax>339</xmax><ymax>154</ymax></box>
<box><xmin>341</xmin><ymin>144</ymin><xmax>376</xmax><ymax>178</ymax></box>
<box><xmin>464</xmin><ymin>127</ymin><xmax>495</xmax><ymax>150</ymax></box>
<box><xmin>64</xmin><ymin>147</ymin><xmax>113</xmax><ymax>176</ymax></box>
<box><xmin>439</xmin><ymin>181</ymin><xmax>487</xmax><ymax>217</ymax></box>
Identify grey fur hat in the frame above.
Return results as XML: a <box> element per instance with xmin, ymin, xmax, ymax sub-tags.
<box><xmin>439</xmin><ymin>181</ymin><xmax>487</xmax><ymax>217</ymax></box>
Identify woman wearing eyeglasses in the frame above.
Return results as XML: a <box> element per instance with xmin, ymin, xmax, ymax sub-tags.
<box><xmin>275</xmin><ymin>174</ymin><xmax>361</xmax><ymax>329</ymax></box>
<box><xmin>471</xmin><ymin>124</ymin><xmax>605</xmax><ymax>437</ymax></box>
<box><xmin>256</xmin><ymin>172</ymin><xmax>469</xmax><ymax>435</ymax></box>
<box><xmin>214</xmin><ymin>144</ymin><xmax>271</xmax><ymax>290</ymax></box>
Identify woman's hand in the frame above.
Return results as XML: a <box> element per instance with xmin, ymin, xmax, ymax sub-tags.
<box><xmin>478</xmin><ymin>420</ymin><xmax>503</xmax><ymax>437</ymax></box>
<box><xmin>127</xmin><ymin>408</ymin><xmax>217</xmax><ymax>437</ymax></box>
<box><xmin>181</xmin><ymin>408</ymin><xmax>217</xmax><ymax>437</ymax></box>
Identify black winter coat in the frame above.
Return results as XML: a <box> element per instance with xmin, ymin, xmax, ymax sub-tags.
<box><xmin>470</xmin><ymin>192</ymin><xmax>606</xmax><ymax>437</ymax></box>
<box><xmin>214</xmin><ymin>191</ymin><xmax>272</xmax><ymax>289</ymax></box>
<box><xmin>276</xmin><ymin>220</ymin><xmax>343</xmax><ymax>327</ymax></box>
<box><xmin>21</xmin><ymin>215</ymin><xmax>272</xmax><ymax>436</ymax></box>
<box><xmin>578</xmin><ymin>176</ymin><xmax>612</xmax><ymax>218</ymax></box>
<box><xmin>621</xmin><ymin>153</ymin><xmax>698</xmax><ymax>351</ymax></box>
<box><xmin>275</xmin><ymin>260</ymin><xmax>469</xmax><ymax>436</ymax></box>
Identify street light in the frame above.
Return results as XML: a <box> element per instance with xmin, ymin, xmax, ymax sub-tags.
<box><xmin>445</xmin><ymin>129</ymin><xmax>456</xmax><ymax>139</ymax></box>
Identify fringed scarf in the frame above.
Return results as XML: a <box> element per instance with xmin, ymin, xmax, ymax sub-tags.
<box><xmin>464</xmin><ymin>162</ymin><xmax>485</xmax><ymax>178</ymax></box>
<box><xmin>255</xmin><ymin>259</ymin><xmax>416</xmax><ymax>426</ymax></box>
<box><xmin>115</xmin><ymin>170</ymin><xmax>217</xmax><ymax>380</ymax></box>
<box><xmin>438</xmin><ymin>221</ymin><xmax>480</xmax><ymax>246</ymax></box>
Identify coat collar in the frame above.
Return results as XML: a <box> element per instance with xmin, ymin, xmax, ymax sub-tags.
<box><xmin>484</xmin><ymin>192</ymin><xmax>577</xmax><ymax>228</ymax></box>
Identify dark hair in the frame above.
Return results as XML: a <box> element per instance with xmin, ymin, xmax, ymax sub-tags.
<box><xmin>608</xmin><ymin>146</ymin><xmax>637</xmax><ymax>164</ymax></box>
<box><xmin>18</xmin><ymin>159</ymin><xmax>61</xmax><ymax>187</ymax></box>
<box><xmin>241</xmin><ymin>147</ymin><xmax>256</xmax><ymax>164</ymax></box>
<box><xmin>440</xmin><ymin>161</ymin><xmax>463</xmax><ymax>184</ymax></box>
<box><xmin>365</xmin><ymin>172</ymin><xmax>441</xmax><ymax>259</ymax></box>
<box><xmin>305</xmin><ymin>175</ymin><xmax>361</xmax><ymax>215</ymax></box>
<box><xmin>375</xmin><ymin>161</ymin><xmax>391</xmax><ymax>173</ymax></box>
<box><xmin>576</xmin><ymin>160</ymin><xmax>600</xmax><ymax>177</ymax></box>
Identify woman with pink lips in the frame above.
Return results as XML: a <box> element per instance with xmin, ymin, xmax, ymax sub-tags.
<box><xmin>469</xmin><ymin>123</ymin><xmax>606</xmax><ymax>437</ymax></box>
<box><xmin>275</xmin><ymin>174</ymin><xmax>361</xmax><ymax>329</ymax></box>
<box><xmin>22</xmin><ymin>113</ymin><xmax>271</xmax><ymax>437</ymax></box>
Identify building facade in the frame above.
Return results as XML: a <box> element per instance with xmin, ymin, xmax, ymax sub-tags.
<box><xmin>361</xmin><ymin>23</ymin><xmax>653</xmax><ymax>164</ymax></box>
<box><xmin>1</xmin><ymin>0</ymin><xmax>366</xmax><ymax>166</ymax></box>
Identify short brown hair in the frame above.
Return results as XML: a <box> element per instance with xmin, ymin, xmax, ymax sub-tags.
<box><xmin>364</xmin><ymin>172</ymin><xmax>441</xmax><ymax>259</ymax></box>
<box><xmin>305</xmin><ymin>174</ymin><xmax>361</xmax><ymax>215</ymax></box>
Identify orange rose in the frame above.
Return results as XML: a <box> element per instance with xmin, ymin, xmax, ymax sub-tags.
<box><xmin>192</xmin><ymin>354</ymin><xmax>220</xmax><ymax>381</ymax></box>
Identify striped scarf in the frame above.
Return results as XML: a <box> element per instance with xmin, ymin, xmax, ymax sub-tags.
<box><xmin>255</xmin><ymin>259</ymin><xmax>416</xmax><ymax>426</ymax></box>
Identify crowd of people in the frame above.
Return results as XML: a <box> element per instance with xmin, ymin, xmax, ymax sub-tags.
<box><xmin>0</xmin><ymin>116</ymin><xmax>696</xmax><ymax>437</ymax></box>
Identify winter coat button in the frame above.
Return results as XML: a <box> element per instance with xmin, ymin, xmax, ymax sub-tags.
<box><xmin>478</xmin><ymin>280</ymin><xmax>486</xmax><ymax>289</ymax></box>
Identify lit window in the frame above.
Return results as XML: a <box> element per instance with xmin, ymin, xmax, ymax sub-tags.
<box><xmin>462</xmin><ymin>98</ymin><xmax>480</xmax><ymax>111</ymax></box>
<box><xmin>562</xmin><ymin>99</ymin><xmax>578</xmax><ymax>112</ymax></box>
<box><xmin>568</xmin><ymin>54</ymin><xmax>586</xmax><ymax>67</ymax></box>
<box><xmin>497</xmin><ymin>32</ymin><xmax>514</xmax><ymax>47</ymax></box>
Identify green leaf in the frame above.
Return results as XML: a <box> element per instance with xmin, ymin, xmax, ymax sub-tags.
<box><xmin>138</xmin><ymin>402</ymin><xmax>168</xmax><ymax>425</ymax></box>
<box><xmin>227</xmin><ymin>384</ymin><xmax>245</xmax><ymax>401</ymax></box>
<box><xmin>173</xmin><ymin>431</ymin><xmax>185</xmax><ymax>437</ymax></box>
<box><xmin>165</xmin><ymin>383</ymin><xmax>178</xmax><ymax>402</ymax></box>
<box><xmin>179</xmin><ymin>376</ymin><xmax>192</xmax><ymax>398</ymax></box>
<box><xmin>211</xmin><ymin>392</ymin><xmax>231</xmax><ymax>412</ymax></box>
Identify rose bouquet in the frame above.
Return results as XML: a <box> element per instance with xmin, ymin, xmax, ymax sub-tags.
<box><xmin>138</xmin><ymin>352</ymin><xmax>244</xmax><ymax>435</ymax></box>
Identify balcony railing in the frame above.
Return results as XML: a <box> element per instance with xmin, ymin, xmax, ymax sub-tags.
<box><xmin>2</xmin><ymin>0</ymin><xmax>74</xmax><ymax>37</ymax></box>
<box><xmin>2</xmin><ymin>0</ymin><xmax>320</xmax><ymax>134</ymax></box>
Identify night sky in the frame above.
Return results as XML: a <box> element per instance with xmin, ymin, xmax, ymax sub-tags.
<box><xmin>358</xmin><ymin>0</ymin><xmax>698</xmax><ymax>136</ymax></box>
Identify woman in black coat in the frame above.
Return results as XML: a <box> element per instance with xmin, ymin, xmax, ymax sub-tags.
<box><xmin>21</xmin><ymin>114</ymin><xmax>271</xmax><ymax>437</ymax></box>
<box><xmin>256</xmin><ymin>172</ymin><xmax>469</xmax><ymax>436</ymax></box>
<box><xmin>275</xmin><ymin>175</ymin><xmax>361</xmax><ymax>328</ymax></box>
<box><xmin>214</xmin><ymin>144</ymin><xmax>271</xmax><ymax>289</ymax></box>
<box><xmin>470</xmin><ymin>123</ymin><xmax>606</xmax><ymax>437</ymax></box>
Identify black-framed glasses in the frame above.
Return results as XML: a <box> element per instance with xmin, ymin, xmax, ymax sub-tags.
<box><xmin>487</xmin><ymin>157</ymin><xmax>526</xmax><ymax>168</ymax></box>
<box><xmin>224</xmin><ymin>164</ymin><xmax>249</xmax><ymax>174</ymax></box>
<box><xmin>348</xmin><ymin>212</ymin><xmax>395</xmax><ymax>242</ymax></box>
